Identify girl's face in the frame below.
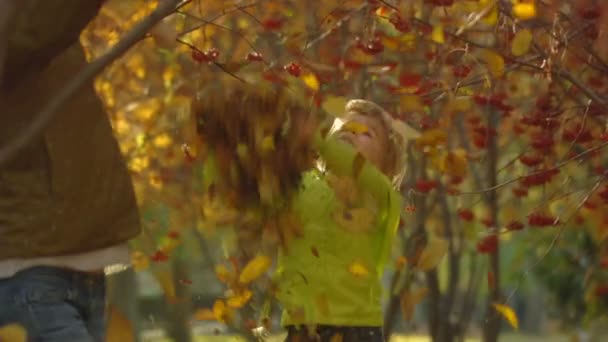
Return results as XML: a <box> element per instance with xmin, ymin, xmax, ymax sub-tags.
<box><xmin>336</xmin><ymin>113</ymin><xmax>390</xmax><ymax>174</ymax></box>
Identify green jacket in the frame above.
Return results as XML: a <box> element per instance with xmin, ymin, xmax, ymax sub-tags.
<box><xmin>276</xmin><ymin>135</ymin><xmax>402</xmax><ymax>327</ymax></box>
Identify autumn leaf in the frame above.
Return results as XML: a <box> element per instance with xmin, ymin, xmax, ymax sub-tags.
<box><xmin>131</xmin><ymin>251</ymin><xmax>149</xmax><ymax>271</ymax></box>
<box><xmin>431</xmin><ymin>24</ymin><xmax>445</xmax><ymax>44</ymax></box>
<box><xmin>302</xmin><ymin>72</ymin><xmax>320</xmax><ymax>91</ymax></box>
<box><xmin>106</xmin><ymin>305</ymin><xmax>134</xmax><ymax>342</ymax></box>
<box><xmin>481</xmin><ymin>49</ymin><xmax>505</xmax><ymax>77</ymax></box>
<box><xmin>0</xmin><ymin>324</ymin><xmax>27</xmax><ymax>342</ymax></box>
<box><xmin>416</xmin><ymin>129</ymin><xmax>448</xmax><ymax>148</ymax></box>
<box><xmin>330</xmin><ymin>333</ymin><xmax>344</xmax><ymax>342</ymax></box>
<box><xmin>416</xmin><ymin>237</ymin><xmax>449</xmax><ymax>271</ymax></box>
<box><xmin>512</xmin><ymin>2</ymin><xmax>536</xmax><ymax>20</ymax></box>
<box><xmin>400</xmin><ymin>95</ymin><xmax>425</xmax><ymax>113</ymax></box>
<box><xmin>194</xmin><ymin>308</ymin><xmax>216</xmax><ymax>321</ymax></box>
<box><xmin>511</xmin><ymin>29</ymin><xmax>533</xmax><ymax>56</ymax></box>
<box><xmin>493</xmin><ymin>303</ymin><xmax>519</xmax><ymax>330</ymax></box>
<box><xmin>400</xmin><ymin>287</ymin><xmax>429</xmax><ymax>321</ymax></box>
<box><xmin>341</xmin><ymin>121</ymin><xmax>369</xmax><ymax>134</ymax></box>
<box><xmin>440</xmin><ymin>148</ymin><xmax>468</xmax><ymax>178</ymax></box>
<box><xmin>227</xmin><ymin>289</ymin><xmax>253</xmax><ymax>308</ymax></box>
<box><xmin>321</xmin><ymin>96</ymin><xmax>348</xmax><ymax>117</ymax></box>
<box><xmin>347</xmin><ymin>261</ymin><xmax>370</xmax><ymax>278</ymax></box>
<box><xmin>239</xmin><ymin>255</ymin><xmax>272</xmax><ymax>284</ymax></box>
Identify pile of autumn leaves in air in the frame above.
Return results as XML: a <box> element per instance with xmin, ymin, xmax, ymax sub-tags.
<box><xmin>193</xmin><ymin>78</ymin><xmax>319</xmax><ymax>251</ymax></box>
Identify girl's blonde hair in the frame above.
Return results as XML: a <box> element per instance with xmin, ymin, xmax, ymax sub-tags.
<box><xmin>331</xmin><ymin>99</ymin><xmax>420</xmax><ymax>189</ymax></box>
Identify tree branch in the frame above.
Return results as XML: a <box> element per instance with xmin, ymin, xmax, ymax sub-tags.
<box><xmin>0</xmin><ymin>0</ymin><xmax>184</xmax><ymax>166</ymax></box>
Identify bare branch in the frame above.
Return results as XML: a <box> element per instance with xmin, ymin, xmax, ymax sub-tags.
<box><xmin>0</xmin><ymin>0</ymin><xmax>184</xmax><ymax>166</ymax></box>
<box><xmin>458</xmin><ymin>141</ymin><xmax>608</xmax><ymax>195</ymax></box>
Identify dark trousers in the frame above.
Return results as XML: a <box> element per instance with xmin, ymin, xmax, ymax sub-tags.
<box><xmin>285</xmin><ymin>325</ymin><xmax>385</xmax><ymax>342</ymax></box>
<box><xmin>0</xmin><ymin>266</ymin><xmax>106</xmax><ymax>341</ymax></box>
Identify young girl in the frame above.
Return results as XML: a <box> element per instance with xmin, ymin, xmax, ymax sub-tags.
<box><xmin>276</xmin><ymin>99</ymin><xmax>418</xmax><ymax>342</ymax></box>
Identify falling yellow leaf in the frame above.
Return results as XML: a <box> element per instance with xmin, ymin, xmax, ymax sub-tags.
<box><xmin>400</xmin><ymin>287</ymin><xmax>429</xmax><ymax>321</ymax></box>
<box><xmin>416</xmin><ymin>237</ymin><xmax>448</xmax><ymax>271</ymax></box>
<box><xmin>481</xmin><ymin>0</ymin><xmax>498</xmax><ymax>26</ymax></box>
<box><xmin>347</xmin><ymin>261</ymin><xmax>370</xmax><ymax>278</ymax></box>
<box><xmin>211</xmin><ymin>300</ymin><xmax>235</xmax><ymax>323</ymax></box>
<box><xmin>481</xmin><ymin>49</ymin><xmax>505</xmax><ymax>78</ymax></box>
<box><xmin>440</xmin><ymin>148</ymin><xmax>468</xmax><ymax>178</ymax></box>
<box><xmin>431</xmin><ymin>24</ymin><xmax>445</xmax><ymax>44</ymax></box>
<box><xmin>415</xmin><ymin>129</ymin><xmax>448</xmax><ymax>148</ymax></box>
<box><xmin>194</xmin><ymin>308</ymin><xmax>216</xmax><ymax>321</ymax></box>
<box><xmin>0</xmin><ymin>324</ymin><xmax>27</xmax><ymax>342</ymax></box>
<box><xmin>154</xmin><ymin>270</ymin><xmax>176</xmax><ymax>302</ymax></box>
<box><xmin>400</xmin><ymin>95</ymin><xmax>425</xmax><ymax>113</ymax></box>
<box><xmin>512</xmin><ymin>2</ymin><xmax>536</xmax><ymax>20</ymax></box>
<box><xmin>493</xmin><ymin>303</ymin><xmax>519</xmax><ymax>330</ymax></box>
<box><xmin>153</xmin><ymin>133</ymin><xmax>172</xmax><ymax>148</ymax></box>
<box><xmin>321</xmin><ymin>96</ymin><xmax>348</xmax><ymax>117</ymax></box>
<box><xmin>511</xmin><ymin>29</ymin><xmax>533</xmax><ymax>56</ymax></box>
<box><xmin>260</xmin><ymin>135</ymin><xmax>276</xmax><ymax>152</ymax></box>
<box><xmin>302</xmin><ymin>72</ymin><xmax>320</xmax><ymax>91</ymax></box>
<box><xmin>227</xmin><ymin>289</ymin><xmax>253</xmax><ymax>308</ymax></box>
<box><xmin>239</xmin><ymin>255</ymin><xmax>272</xmax><ymax>284</ymax></box>
<box><xmin>131</xmin><ymin>251</ymin><xmax>149</xmax><ymax>272</ymax></box>
<box><xmin>106</xmin><ymin>305</ymin><xmax>134</xmax><ymax>342</ymax></box>
<box><xmin>330</xmin><ymin>333</ymin><xmax>344</xmax><ymax>342</ymax></box>
<box><xmin>341</xmin><ymin>121</ymin><xmax>369</xmax><ymax>134</ymax></box>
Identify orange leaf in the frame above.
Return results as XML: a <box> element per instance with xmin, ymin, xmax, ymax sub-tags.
<box><xmin>0</xmin><ymin>324</ymin><xmax>27</xmax><ymax>342</ymax></box>
<box><xmin>194</xmin><ymin>308</ymin><xmax>216</xmax><ymax>321</ymax></box>
<box><xmin>105</xmin><ymin>306</ymin><xmax>134</xmax><ymax>342</ymax></box>
<box><xmin>400</xmin><ymin>287</ymin><xmax>428</xmax><ymax>321</ymax></box>
<box><xmin>227</xmin><ymin>289</ymin><xmax>253</xmax><ymax>308</ymax></box>
<box><xmin>239</xmin><ymin>255</ymin><xmax>272</xmax><ymax>284</ymax></box>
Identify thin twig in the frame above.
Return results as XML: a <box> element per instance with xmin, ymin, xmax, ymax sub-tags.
<box><xmin>457</xmin><ymin>141</ymin><xmax>608</xmax><ymax>195</ymax></box>
<box><xmin>505</xmin><ymin>176</ymin><xmax>606</xmax><ymax>303</ymax></box>
<box><xmin>0</xmin><ymin>0</ymin><xmax>184</xmax><ymax>166</ymax></box>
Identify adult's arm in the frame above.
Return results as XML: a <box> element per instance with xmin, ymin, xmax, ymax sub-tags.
<box><xmin>0</xmin><ymin>0</ymin><xmax>20</xmax><ymax>85</ymax></box>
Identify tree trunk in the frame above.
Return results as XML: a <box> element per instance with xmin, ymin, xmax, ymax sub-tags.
<box><xmin>167</xmin><ymin>258</ymin><xmax>192</xmax><ymax>342</ymax></box>
<box><xmin>482</xmin><ymin>109</ymin><xmax>501</xmax><ymax>342</ymax></box>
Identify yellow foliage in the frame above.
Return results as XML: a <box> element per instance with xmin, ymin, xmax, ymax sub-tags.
<box><xmin>302</xmin><ymin>72</ymin><xmax>320</xmax><ymax>91</ymax></box>
<box><xmin>481</xmin><ymin>49</ymin><xmax>505</xmax><ymax>78</ymax></box>
<box><xmin>493</xmin><ymin>303</ymin><xmax>519</xmax><ymax>330</ymax></box>
<box><xmin>416</xmin><ymin>237</ymin><xmax>448</xmax><ymax>271</ymax></box>
<box><xmin>0</xmin><ymin>324</ymin><xmax>27</xmax><ymax>342</ymax></box>
<box><xmin>431</xmin><ymin>24</ymin><xmax>445</xmax><ymax>44</ymax></box>
<box><xmin>511</xmin><ymin>29</ymin><xmax>533</xmax><ymax>56</ymax></box>
<box><xmin>512</xmin><ymin>2</ymin><xmax>536</xmax><ymax>20</ymax></box>
<box><xmin>239</xmin><ymin>255</ymin><xmax>272</xmax><ymax>284</ymax></box>
<box><xmin>440</xmin><ymin>149</ymin><xmax>468</xmax><ymax>178</ymax></box>
<box><xmin>347</xmin><ymin>261</ymin><xmax>370</xmax><ymax>278</ymax></box>
<box><xmin>322</xmin><ymin>96</ymin><xmax>349</xmax><ymax>117</ymax></box>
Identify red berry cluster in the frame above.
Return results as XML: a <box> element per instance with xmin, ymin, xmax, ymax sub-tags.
<box><xmin>477</xmin><ymin>234</ymin><xmax>498</xmax><ymax>253</ymax></box>
<box><xmin>520</xmin><ymin>168</ymin><xmax>560</xmax><ymax>187</ymax></box>
<box><xmin>528</xmin><ymin>212</ymin><xmax>559</xmax><ymax>227</ymax></box>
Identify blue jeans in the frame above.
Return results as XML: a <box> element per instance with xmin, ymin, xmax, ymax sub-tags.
<box><xmin>0</xmin><ymin>266</ymin><xmax>106</xmax><ymax>342</ymax></box>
